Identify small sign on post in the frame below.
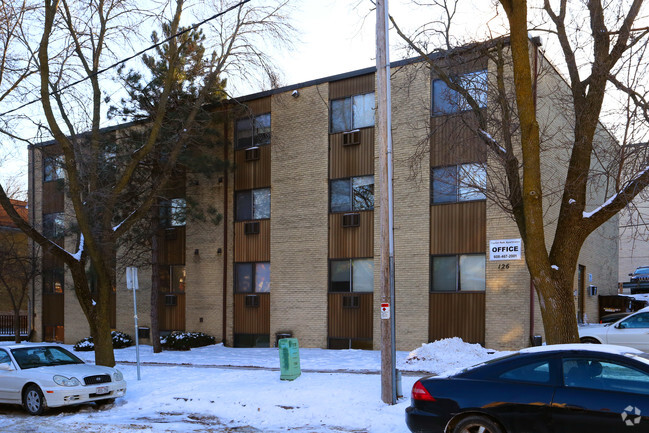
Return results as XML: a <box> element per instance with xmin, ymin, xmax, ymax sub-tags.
<box><xmin>381</xmin><ymin>303</ymin><xmax>390</xmax><ymax>320</ymax></box>
<box><xmin>126</xmin><ymin>267</ymin><xmax>141</xmax><ymax>381</ymax></box>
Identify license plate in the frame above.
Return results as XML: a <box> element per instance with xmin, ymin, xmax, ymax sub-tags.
<box><xmin>96</xmin><ymin>386</ymin><xmax>109</xmax><ymax>395</ymax></box>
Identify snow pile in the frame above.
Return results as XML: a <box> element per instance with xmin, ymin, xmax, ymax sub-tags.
<box><xmin>405</xmin><ymin>337</ymin><xmax>503</xmax><ymax>374</ymax></box>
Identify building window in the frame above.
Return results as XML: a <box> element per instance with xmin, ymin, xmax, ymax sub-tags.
<box><xmin>330</xmin><ymin>258</ymin><xmax>374</xmax><ymax>292</ymax></box>
<box><xmin>43</xmin><ymin>155</ymin><xmax>64</xmax><ymax>182</ymax></box>
<box><xmin>236</xmin><ymin>113</ymin><xmax>271</xmax><ymax>149</ymax></box>
<box><xmin>43</xmin><ymin>213</ymin><xmax>64</xmax><ymax>239</ymax></box>
<box><xmin>330</xmin><ymin>92</ymin><xmax>375</xmax><ymax>133</ymax></box>
<box><xmin>431</xmin><ymin>164</ymin><xmax>486</xmax><ymax>204</ymax></box>
<box><xmin>330</xmin><ymin>176</ymin><xmax>374</xmax><ymax>213</ymax></box>
<box><xmin>235</xmin><ymin>262</ymin><xmax>270</xmax><ymax>293</ymax></box>
<box><xmin>235</xmin><ymin>188</ymin><xmax>270</xmax><ymax>221</ymax></box>
<box><xmin>43</xmin><ymin>267</ymin><xmax>64</xmax><ymax>294</ymax></box>
<box><xmin>432</xmin><ymin>70</ymin><xmax>487</xmax><ymax>116</ymax></box>
<box><xmin>160</xmin><ymin>265</ymin><xmax>186</xmax><ymax>293</ymax></box>
<box><xmin>161</xmin><ymin>198</ymin><xmax>186</xmax><ymax>227</ymax></box>
<box><xmin>430</xmin><ymin>254</ymin><xmax>485</xmax><ymax>292</ymax></box>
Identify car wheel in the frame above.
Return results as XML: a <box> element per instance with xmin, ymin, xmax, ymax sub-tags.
<box><xmin>453</xmin><ymin>415</ymin><xmax>503</xmax><ymax>433</ymax></box>
<box><xmin>23</xmin><ymin>384</ymin><xmax>47</xmax><ymax>415</ymax></box>
<box><xmin>580</xmin><ymin>337</ymin><xmax>601</xmax><ymax>344</ymax></box>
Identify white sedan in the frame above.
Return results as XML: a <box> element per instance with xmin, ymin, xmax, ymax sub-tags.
<box><xmin>0</xmin><ymin>344</ymin><xmax>126</xmax><ymax>415</ymax></box>
<box><xmin>579</xmin><ymin>306</ymin><xmax>649</xmax><ymax>352</ymax></box>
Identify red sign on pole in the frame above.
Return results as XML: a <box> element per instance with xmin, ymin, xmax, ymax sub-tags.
<box><xmin>380</xmin><ymin>303</ymin><xmax>390</xmax><ymax>319</ymax></box>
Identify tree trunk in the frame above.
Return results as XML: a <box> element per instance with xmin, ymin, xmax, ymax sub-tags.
<box><xmin>91</xmin><ymin>316</ymin><xmax>115</xmax><ymax>367</ymax></box>
<box><xmin>150</xmin><ymin>207</ymin><xmax>162</xmax><ymax>353</ymax></box>
<box><xmin>13</xmin><ymin>307</ymin><xmax>21</xmax><ymax>343</ymax></box>
<box><xmin>70</xmin><ymin>261</ymin><xmax>116</xmax><ymax>367</ymax></box>
<box><xmin>533</xmin><ymin>273</ymin><xmax>580</xmax><ymax>345</ymax></box>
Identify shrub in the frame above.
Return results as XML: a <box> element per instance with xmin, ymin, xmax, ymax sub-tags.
<box><xmin>73</xmin><ymin>331</ymin><xmax>134</xmax><ymax>351</ymax></box>
<box><xmin>160</xmin><ymin>332</ymin><xmax>215</xmax><ymax>351</ymax></box>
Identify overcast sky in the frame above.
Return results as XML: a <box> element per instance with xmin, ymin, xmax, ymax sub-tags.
<box><xmin>239</xmin><ymin>0</ymin><xmax>503</xmax><ymax>96</ymax></box>
<box><xmin>1</xmin><ymin>1</ymin><xmax>503</xmax><ymax>195</ymax></box>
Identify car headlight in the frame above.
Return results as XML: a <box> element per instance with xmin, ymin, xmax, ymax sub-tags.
<box><xmin>113</xmin><ymin>369</ymin><xmax>123</xmax><ymax>382</ymax></box>
<box><xmin>53</xmin><ymin>375</ymin><xmax>81</xmax><ymax>387</ymax></box>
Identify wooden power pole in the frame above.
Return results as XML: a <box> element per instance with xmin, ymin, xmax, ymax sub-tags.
<box><xmin>376</xmin><ymin>0</ymin><xmax>396</xmax><ymax>405</ymax></box>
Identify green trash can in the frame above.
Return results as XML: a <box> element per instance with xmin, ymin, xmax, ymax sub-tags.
<box><xmin>278</xmin><ymin>338</ymin><xmax>301</xmax><ymax>380</ymax></box>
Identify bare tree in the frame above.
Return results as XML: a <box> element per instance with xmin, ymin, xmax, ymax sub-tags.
<box><xmin>0</xmin><ymin>0</ymin><xmax>38</xmax><ymax>141</ymax></box>
<box><xmin>390</xmin><ymin>0</ymin><xmax>649</xmax><ymax>344</ymax></box>
<box><xmin>0</xmin><ymin>229</ymin><xmax>38</xmax><ymax>343</ymax></box>
<box><xmin>0</xmin><ymin>0</ymin><xmax>294</xmax><ymax>366</ymax></box>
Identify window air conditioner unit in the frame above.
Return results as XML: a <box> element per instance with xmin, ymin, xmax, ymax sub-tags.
<box><xmin>244</xmin><ymin>221</ymin><xmax>260</xmax><ymax>235</ymax></box>
<box><xmin>245</xmin><ymin>294</ymin><xmax>260</xmax><ymax>307</ymax></box>
<box><xmin>342</xmin><ymin>213</ymin><xmax>360</xmax><ymax>228</ymax></box>
<box><xmin>245</xmin><ymin>147</ymin><xmax>260</xmax><ymax>161</ymax></box>
<box><xmin>342</xmin><ymin>130</ymin><xmax>361</xmax><ymax>146</ymax></box>
<box><xmin>165</xmin><ymin>294</ymin><xmax>178</xmax><ymax>306</ymax></box>
<box><xmin>342</xmin><ymin>295</ymin><xmax>360</xmax><ymax>308</ymax></box>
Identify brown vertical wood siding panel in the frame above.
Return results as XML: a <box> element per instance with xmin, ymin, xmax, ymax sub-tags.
<box><xmin>234</xmin><ymin>146</ymin><xmax>271</xmax><ymax>190</ymax></box>
<box><xmin>329</xmin><ymin>128</ymin><xmax>375</xmax><ymax>179</ymax></box>
<box><xmin>329</xmin><ymin>74</ymin><xmax>375</xmax><ymax>100</ymax></box>
<box><xmin>241</xmin><ymin>97</ymin><xmax>271</xmax><ymax>115</ymax></box>
<box><xmin>234</xmin><ymin>220</ymin><xmax>270</xmax><ymax>262</ymax></box>
<box><xmin>431</xmin><ymin>58</ymin><xmax>488</xmax><ymax>79</ymax></box>
<box><xmin>42</xmin><ymin>294</ymin><xmax>64</xmax><ymax>326</ymax></box>
<box><xmin>429</xmin><ymin>292</ymin><xmax>485</xmax><ymax>345</ymax></box>
<box><xmin>158</xmin><ymin>293</ymin><xmax>186</xmax><ymax>331</ymax></box>
<box><xmin>327</xmin><ymin>293</ymin><xmax>373</xmax><ymax>339</ymax></box>
<box><xmin>430</xmin><ymin>201</ymin><xmax>486</xmax><ymax>254</ymax></box>
<box><xmin>233</xmin><ymin>293</ymin><xmax>270</xmax><ymax>334</ymax></box>
<box><xmin>158</xmin><ymin>227</ymin><xmax>186</xmax><ymax>265</ymax></box>
<box><xmin>42</xmin><ymin>181</ymin><xmax>64</xmax><ymax>214</ymax></box>
<box><xmin>329</xmin><ymin>211</ymin><xmax>374</xmax><ymax>258</ymax></box>
<box><xmin>430</xmin><ymin>113</ymin><xmax>487</xmax><ymax>166</ymax></box>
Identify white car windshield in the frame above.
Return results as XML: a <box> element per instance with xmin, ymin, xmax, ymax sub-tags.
<box><xmin>11</xmin><ymin>347</ymin><xmax>84</xmax><ymax>369</ymax></box>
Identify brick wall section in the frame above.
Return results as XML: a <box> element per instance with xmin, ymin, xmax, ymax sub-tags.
<box><xmin>535</xmin><ymin>48</ymin><xmax>619</xmax><ymax>325</ymax></box>
<box><xmin>484</xmin><ymin>43</ymin><xmax>620</xmax><ymax>350</ymax></box>
<box><xmin>619</xmin><ymin>204</ymin><xmax>649</xmax><ymax>281</ymax></box>
<box><xmin>63</xmin><ymin>195</ymin><xmax>88</xmax><ymax>343</ymax></box>
<box><xmin>185</xmin><ymin>168</ymin><xmax>232</xmax><ymax>341</ymax></box>
<box><xmin>383</xmin><ymin>63</ymin><xmax>432</xmax><ymax>350</ymax></box>
<box><xmin>29</xmin><ymin>148</ymin><xmax>43</xmax><ymax>341</ymax></box>
<box><xmin>269</xmin><ymin>85</ymin><xmax>330</xmax><ymax>348</ymax></box>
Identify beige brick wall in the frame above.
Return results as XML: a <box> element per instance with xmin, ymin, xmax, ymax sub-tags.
<box><xmin>269</xmin><ymin>84</ymin><xmax>330</xmax><ymax>348</ymax></box>
<box><xmin>185</xmin><ymin>168</ymin><xmax>232</xmax><ymax>342</ymax></box>
<box><xmin>28</xmin><ymin>147</ymin><xmax>43</xmax><ymax>341</ymax></box>
<box><xmin>386</xmin><ymin>62</ymin><xmax>432</xmax><ymax>351</ymax></box>
<box><xmin>483</xmin><ymin>42</ymin><xmax>619</xmax><ymax>349</ymax></box>
<box><xmin>62</xmin><ymin>203</ymin><xmax>88</xmax><ymax>343</ymax></box>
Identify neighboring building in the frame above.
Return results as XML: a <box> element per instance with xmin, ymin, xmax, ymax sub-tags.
<box><xmin>618</xmin><ymin>142</ymin><xmax>649</xmax><ymax>287</ymax></box>
<box><xmin>619</xmin><ymin>202</ymin><xmax>649</xmax><ymax>288</ymax></box>
<box><xmin>0</xmin><ymin>199</ymin><xmax>30</xmax><ymax>338</ymax></box>
<box><xmin>28</xmin><ymin>39</ymin><xmax>618</xmax><ymax>351</ymax></box>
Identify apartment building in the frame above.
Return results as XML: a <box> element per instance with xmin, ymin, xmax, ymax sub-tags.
<box><xmin>28</xmin><ymin>40</ymin><xmax>619</xmax><ymax>351</ymax></box>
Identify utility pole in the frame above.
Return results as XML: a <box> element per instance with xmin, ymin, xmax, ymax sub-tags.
<box><xmin>376</xmin><ymin>0</ymin><xmax>396</xmax><ymax>405</ymax></box>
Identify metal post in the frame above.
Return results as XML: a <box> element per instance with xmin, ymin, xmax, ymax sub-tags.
<box><xmin>127</xmin><ymin>267</ymin><xmax>141</xmax><ymax>380</ymax></box>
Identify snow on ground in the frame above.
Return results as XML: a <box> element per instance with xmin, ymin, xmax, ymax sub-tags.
<box><xmin>1</xmin><ymin>338</ymin><xmax>505</xmax><ymax>432</ymax></box>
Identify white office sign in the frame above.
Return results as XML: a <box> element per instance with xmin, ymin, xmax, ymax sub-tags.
<box><xmin>489</xmin><ymin>238</ymin><xmax>522</xmax><ymax>261</ymax></box>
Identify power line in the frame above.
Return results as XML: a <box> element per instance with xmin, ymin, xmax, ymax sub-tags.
<box><xmin>1</xmin><ymin>0</ymin><xmax>251</xmax><ymax>117</ymax></box>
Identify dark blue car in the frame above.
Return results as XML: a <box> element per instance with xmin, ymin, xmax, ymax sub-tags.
<box><xmin>406</xmin><ymin>344</ymin><xmax>649</xmax><ymax>433</ymax></box>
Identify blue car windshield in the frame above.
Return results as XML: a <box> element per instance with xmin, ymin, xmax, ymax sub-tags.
<box><xmin>635</xmin><ymin>268</ymin><xmax>649</xmax><ymax>275</ymax></box>
<box><xmin>11</xmin><ymin>347</ymin><xmax>84</xmax><ymax>369</ymax></box>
